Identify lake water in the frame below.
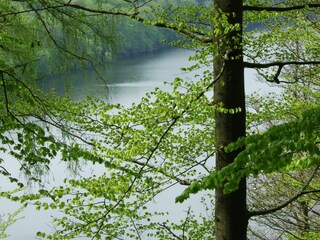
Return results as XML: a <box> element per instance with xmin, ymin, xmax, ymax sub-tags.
<box><xmin>40</xmin><ymin>47</ymin><xmax>278</xmax><ymax>104</ymax></box>
<box><xmin>2</xmin><ymin>47</ymin><xmax>280</xmax><ymax>239</ymax></box>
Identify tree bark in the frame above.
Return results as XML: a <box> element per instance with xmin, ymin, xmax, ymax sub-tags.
<box><xmin>214</xmin><ymin>1</ymin><xmax>248</xmax><ymax>240</ymax></box>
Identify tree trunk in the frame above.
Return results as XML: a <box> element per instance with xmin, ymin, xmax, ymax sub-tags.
<box><xmin>214</xmin><ymin>1</ymin><xmax>248</xmax><ymax>240</ymax></box>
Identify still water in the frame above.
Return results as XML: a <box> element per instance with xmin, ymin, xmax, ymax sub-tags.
<box><xmin>41</xmin><ymin>48</ymin><xmax>197</xmax><ymax>106</ymax></box>
<box><xmin>40</xmin><ymin>47</ymin><xmax>276</xmax><ymax>105</ymax></box>
<box><xmin>3</xmin><ymin>47</ymin><xmax>279</xmax><ymax>239</ymax></box>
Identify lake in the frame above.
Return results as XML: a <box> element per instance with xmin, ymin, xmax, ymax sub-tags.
<box><xmin>2</xmin><ymin>47</ymin><xmax>280</xmax><ymax>239</ymax></box>
<box><xmin>40</xmin><ymin>47</ymin><xmax>278</xmax><ymax>104</ymax></box>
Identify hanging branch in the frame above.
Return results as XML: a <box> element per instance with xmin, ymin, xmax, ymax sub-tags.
<box><xmin>31</xmin><ymin>4</ymin><xmax>103</xmax><ymax>78</ymax></box>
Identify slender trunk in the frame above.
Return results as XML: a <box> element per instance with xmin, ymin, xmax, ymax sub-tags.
<box><xmin>214</xmin><ymin>1</ymin><xmax>248</xmax><ymax>240</ymax></box>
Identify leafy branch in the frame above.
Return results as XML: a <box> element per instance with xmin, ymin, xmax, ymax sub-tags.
<box><xmin>176</xmin><ymin>106</ymin><xmax>320</xmax><ymax>203</ymax></box>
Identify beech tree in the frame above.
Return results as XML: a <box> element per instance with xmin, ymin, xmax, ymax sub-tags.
<box><xmin>1</xmin><ymin>0</ymin><xmax>320</xmax><ymax>240</ymax></box>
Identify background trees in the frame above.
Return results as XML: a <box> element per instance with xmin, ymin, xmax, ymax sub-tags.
<box><xmin>0</xmin><ymin>0</ymin><xmax>320</xmax><ymax>239</ymax></box>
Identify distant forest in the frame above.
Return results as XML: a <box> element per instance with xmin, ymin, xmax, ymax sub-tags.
<box><xmin>33</xmin><ymin>0</ymin><xmax>212</xmax><ymax>73</ymax></box>
<box><xmin>113</xmin><ymin>0</ymin><xmax>212</xmax><ymax>57</ymax></box>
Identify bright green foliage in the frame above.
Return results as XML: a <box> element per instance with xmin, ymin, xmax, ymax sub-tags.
<box><xmin>177</xmin><ymin>105</ymin><xmax>320</xmax><ymax>201</ymax></box>
<box><xmin>0</xmin><ymin>0</ymin><xmax>115</xmax><ymax>186</ymax></box>
<box><xmin>21</xmin><ymin>73</ymin><xmax>216</xmax><ymax>239</ymax></box>
<box><xmin>0</xmin><ymin>202</ymin><xmax>25</xmax><ymax>238</ymax></box>
<box><xmin>1</xmin><ymin>0</ymin><xmax>320</xmax><ymax>239</ymax></box>
<box><xmin>287</xmin><ymin>232</ymin><xmax>320</xmax><ymax>240</ymax></box>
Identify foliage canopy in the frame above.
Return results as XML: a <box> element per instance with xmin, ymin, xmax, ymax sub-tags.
<box><xmin>0</xmin><ymin>0</ymin><xmax>320</xmax><ymax>239</ymax></box>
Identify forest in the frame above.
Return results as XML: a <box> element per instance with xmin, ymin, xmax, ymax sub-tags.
<box><xmin>34</xmin><ymin>0</ymin><xmax>212</xmax><ymax>71</ymax></box>
<box><xmin>0</xmin><ymin>0</ymin><xmax>320</xmax><ymax>240</ymax></box>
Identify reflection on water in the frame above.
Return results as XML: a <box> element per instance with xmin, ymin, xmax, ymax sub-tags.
<box><xmin>40</xmin><ymin>47</ymin><xmax>280</xmax><ymax>106</ymax></box>
<box><xmin>39</xmin><ymin>48</ymin><xmax>196</xmax><ymax>106</ymax></box>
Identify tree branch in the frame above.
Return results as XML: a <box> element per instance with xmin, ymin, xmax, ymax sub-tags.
<box><xmin>62</xmin><ymin>2</ymin><xmax>212</xmax><ymax>43</ymax></box>
<box><xmin>0</xmin><ymin>166</ymin><xmax>10</xmax><ymax>176</ymax></box>
<box><xmin>130</xmin><ymin>216</ymin><xmax>142</xmax><ymax>240</ymax></box>
<box><xmin>131</xmin><ymin>158</ymin><xmax>191</xmax><ymax>186</ymax></box>
<box><xmin>2</xmin><ymin>1</ymin><xmax>213</xmax><ymax>44</ymax></box>
<box><xmin>182</xmin><ymin>207</ymin><xmax>192</xmax><ymax>240</ymax></box>
<box><xmin>244</xmin><ymin>61</ymin><xmax>320</xmax><ymax>84</ymax></box>
<box><xmin>244</xmin><ymin>60</ymin><xmax>320</xmax><ymax>69</ymax></box>
<box><xmin>31</xmin><ymin>3</ymin><xmax>108</xmax><ymax>81</ymax></box>
<box><xmin>159</xmin><ymin>223</ymin><xmax>183</xmax><ymax>240</ymax></box>
<box><xmin>249</xmin><ymin>166</ymin><xmax>320</xmax><ymax>217</ymax></box>
<box><xmin>243</xmin><ymin>4</ymin><xmax>320</xmax><ymax>12</ymax></box>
